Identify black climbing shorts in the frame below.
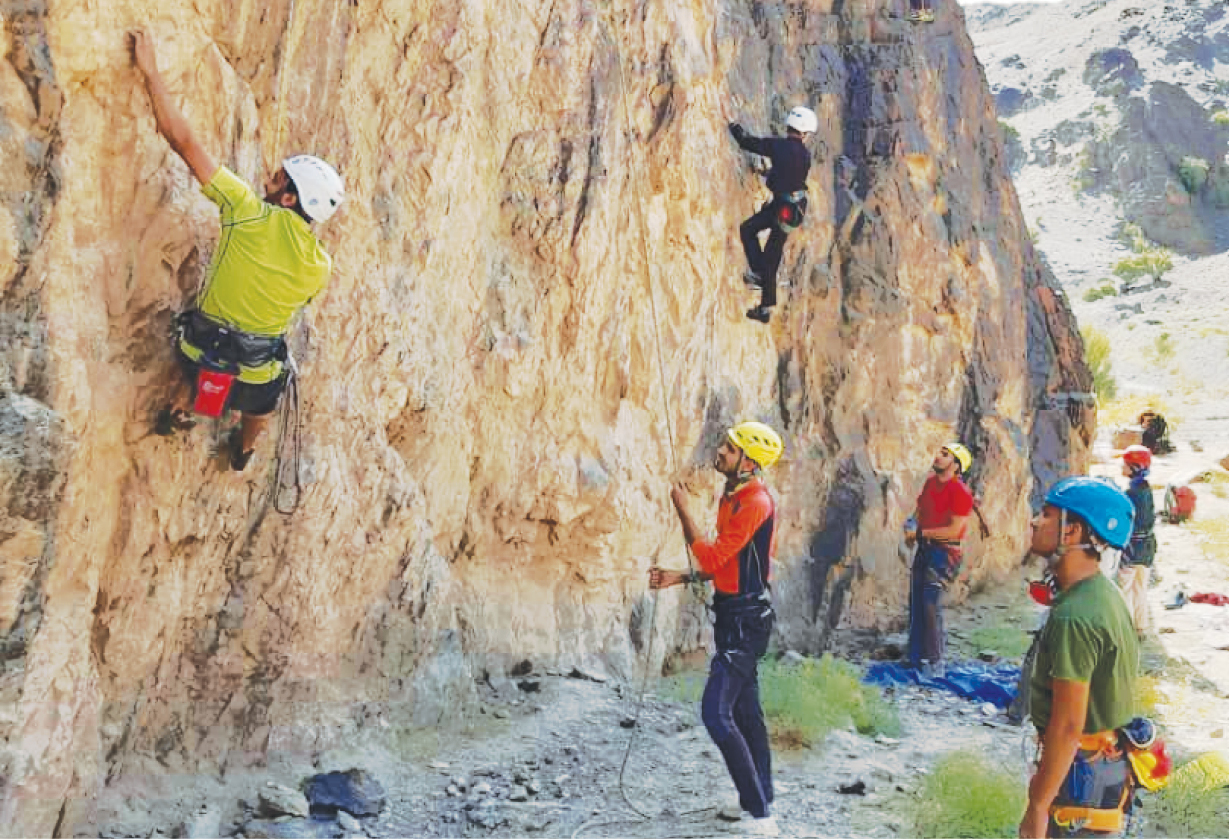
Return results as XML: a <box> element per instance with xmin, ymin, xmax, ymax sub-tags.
<box><xmin>175</xmin><ymin>348</ymin><xmax>288</xmax><ymax>416</ymax></box>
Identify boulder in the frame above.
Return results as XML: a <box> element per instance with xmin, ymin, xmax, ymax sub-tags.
<box><xmin>258</xmin><ymin>784</ymin><xmax>311</xmax><ymax>819</ymax></box>
<box><xmin>303</xmin><ymin>769</ymin><xmax>387</xmax><ymax>817</ymax></box>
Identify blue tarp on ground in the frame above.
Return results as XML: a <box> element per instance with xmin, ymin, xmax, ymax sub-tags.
<box><xmin>863</xmin><ymin>661</ymin><xmax>1021</xmax><ymax>708</ymax></box>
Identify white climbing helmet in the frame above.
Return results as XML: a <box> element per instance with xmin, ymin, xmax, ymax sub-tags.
<box><xmin>282</xmin><ymin>154</ymin><xmax>345</xmax><ymax>222</ymax></box>
<box><xmin>786</xmin><ymin>106</ymin><xmax>818</xmax><ymax>135</ymax></box>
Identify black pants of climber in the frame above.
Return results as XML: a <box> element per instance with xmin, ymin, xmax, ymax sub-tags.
<box><xmin>702</xmin><ymin>597</ymin><xmax>774</xmax><ymax>819</ymax></box>
<box><xmin>739</xmin><ymin>201</ymin><xmax>789</xmax><ymax>309</ymax></box>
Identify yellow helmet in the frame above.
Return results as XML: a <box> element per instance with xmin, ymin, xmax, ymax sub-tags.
<box><xmin>728</xmin><ymin>421</ymin><xmax>784</xmax><ymax>469</ymax></box>
<box><xmin>943</xmin><ymin>442</ymin><xmax>972</xmax><ymax>474</ymax></box>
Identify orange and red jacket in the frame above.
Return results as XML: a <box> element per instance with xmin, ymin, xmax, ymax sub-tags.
<box><xmin>691</xmin><ymin>478</ymin><xmax>776</xmax><ymax>596</ymax></box>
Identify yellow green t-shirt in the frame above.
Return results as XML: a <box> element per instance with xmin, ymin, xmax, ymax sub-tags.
<box><xmin>181</xmin><ymin>167</ymin><xmax>332</xmax><ymax>382</ymax></box>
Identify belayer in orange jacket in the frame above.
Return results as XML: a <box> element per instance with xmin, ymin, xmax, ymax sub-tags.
<box><xmin>650</xmin><ymin>421</ymin><xmax>783</xmax><ymax>835</ymax></box>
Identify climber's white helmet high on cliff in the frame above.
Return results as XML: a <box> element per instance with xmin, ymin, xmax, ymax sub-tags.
<box><xmin>786</xmin><ymin>106</ymin><xmax>818</xmax><ymax>135</ymax></box>
<box><xmin>283</xmin><ymin>155</ymin><xmax>345</xmax><ymax>222</ymax></box>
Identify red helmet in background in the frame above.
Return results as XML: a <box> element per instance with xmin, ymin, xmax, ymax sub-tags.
<box><xmin>1121</xmin><ymin>444</ymin><xmax>1152</xmax><ymax>471</ymax></box>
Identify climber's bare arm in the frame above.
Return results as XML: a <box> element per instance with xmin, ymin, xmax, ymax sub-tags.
<box><xmin>130</xmin><ymin>30</ymin><xmax>218</xmax><ymax>185</ymax></box>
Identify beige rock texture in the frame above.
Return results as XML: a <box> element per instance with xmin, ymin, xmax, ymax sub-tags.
<box><xmin>0</xmin><ymin>0</ymin><xmax>1091</xmax><ymax>833</ymax></box>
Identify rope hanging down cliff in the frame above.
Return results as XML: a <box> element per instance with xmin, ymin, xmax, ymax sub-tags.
<box><xmin>595</xmin><ymin>2</ymin><xmax>706</xmax><ymax>825</ymax></box>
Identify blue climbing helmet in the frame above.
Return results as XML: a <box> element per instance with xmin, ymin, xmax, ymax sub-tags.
<box><xmin>1044</xmin><ymin>476</ymin><xmax>1135</xmax><ymax>550</ymax></box>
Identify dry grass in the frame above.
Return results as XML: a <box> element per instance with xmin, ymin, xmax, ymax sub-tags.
<box><xmin>1200</xmin><ymin>470</ymin><xmax>1229</xmax><ymax>499</ymax></box>
<box><xmin>1135</xmin><ymin>674</ymin><xmax>1164</xmax><ymax>716</ymax></box>
<box><xmin>911</xmin><ymin>750</ymin><xmax>1026</xmax><ymax>838</ymax></box>
<box><xmin>1097</xmin><ymin>393</ymin><xmax>1179</xmax><ymax>430</ymax></box>
<box><xmin>759</xmin><ymin>655</ymin><xmax>901</xmax><ymax>748</ymax></box>
<box><xmin>1189</xmin><ymin>516</ymin><xmax>1229</xmax><ymax>565</ymax></box>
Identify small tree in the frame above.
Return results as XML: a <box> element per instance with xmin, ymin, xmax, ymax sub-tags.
<box><xmin>1114</xmin><ymin>248</ymin><xmax>1174</xmax><ymax>290</ymax></box>
<box><xmin>1081</xmin><ymin>326</ymin><xmax>1118</xmax><ymax>402</ymax></box>
<box><xmin>1178</xmin><ymin>156</ymin><xmax>1211</xmax><ymax>193</ymax></box>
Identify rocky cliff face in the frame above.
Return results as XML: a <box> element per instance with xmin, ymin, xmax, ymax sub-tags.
<box><xmin>0</xmin><ymin>1</ymin><xmax>1089</xmax><ymax>833</ymax></box>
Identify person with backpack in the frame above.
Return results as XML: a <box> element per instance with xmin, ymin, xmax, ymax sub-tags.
<box><xmin>1020</xmin><ymin>477</ymin><xmax>1139</xmax><ymax>839</ymax></box>
<box><xmin>649</xmin><ymin>422</ymin><xmax>783</xmax><ymax>836</ymax></box>
<box><xmin>1117</xmin><ymin>445</ymin><xmax>1156</xmax><ymax>636</ymax></box>
<box><xmin>131</xmin><ymin>30</ymin><xmax>344</xmax><ymax>471</ymax></box>
<box><xmin>1137</xmin><ymin>409</ymin><xmax>1172</xmax><ymax>455</ymax></box>
<box><xmin>903</xmin><ymin>443</ymin><xmax>974</xmax><ymax>679</ymax></box>
<box><xmin>729</xmin><ymin>107</ymin><xmax>817</xmax><ymax>325</ymax></box>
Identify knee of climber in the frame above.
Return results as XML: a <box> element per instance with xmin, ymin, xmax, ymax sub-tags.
<box><xmin>701</xmin><ymin>677</ymin><xmax>738</xmax><ymax>742</ymax></box>
<box><xmin>702</xmin><ymin>701</ymin><xmax>736</xmax><ymax>743</ymax></box>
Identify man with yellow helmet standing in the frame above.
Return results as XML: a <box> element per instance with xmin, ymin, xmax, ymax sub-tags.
<box><xmin>904</xmin><ymin>443</ymin><xmax>974</xmax><ymax>678</ymax></box>
<box><xmin>650</xmin><ymin>421</ymin><xmax>784</xmax><ymax>836</ymax></box>
<box><xmin>131</xmin><ymin>30</ymin><xmax>344</xmax><ymax>471</ymax></box>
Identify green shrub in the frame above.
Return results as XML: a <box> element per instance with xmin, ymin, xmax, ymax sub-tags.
<box><xmin>1209</xmin><ymin>167</ymin><xmax>1229</xmax><ymax>208</ymax></box>
<box><xmin>1140</xmin><ymin>774</ymin><xmax>1229</xmax><ymax>837</ymax></box>
<box><xmin>1212</xmin><ymin>110</ymin><xmax>1229</xmax><ymax>127</ymax></box>
<box><xmin>967</xmin><ymin>626</ymin><xmax>1032</xmax><ymax>660</ymax></box>
<box><xmin>758</xmin><ymin>655</ymin><xmax>900</xmax><ymax>748</ymax></box>
<box><xmin>1082</xmin><ymin>282</ymin><xmax>1118</xmax><ymax>302</ymax></box>
<box><xmin>1114</xmin><ymin>249</ymin><xmax>1174</xmax><ymax>286</ymax></box>
<box><xmin>1118</xmin><ymin>222</ymin><xmax>1149</xmax><ymax>252</ymax></box>
<box><xmin>1081</xmin><ymin>326</ymin><xmax>1118</xmax><ymax>401</ymax></box>
<box><xmin>912</xmin><ymin>750</ymin><xmax>1026</xmax><ymax>838</ymax></box>
<box><xmin>1150</xmin><ymin>332</ymin><xmax>1176</xmax><ymax>364</ymax></box>
<box><xmin>1178</xmin><ymin>156</ymin><xmax>1210</xmax><ymax>193</ymax></box>
<box><xmin>998</xmin><ymin>120</ymin><xmax>1020</xmax><ymax>145</ymax></box>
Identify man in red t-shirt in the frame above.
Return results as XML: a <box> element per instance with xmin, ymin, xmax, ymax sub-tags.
<box><xmin>904</xmin><ymin>443</ymin><xmax>974</xmax><ymax>678</ymax></box>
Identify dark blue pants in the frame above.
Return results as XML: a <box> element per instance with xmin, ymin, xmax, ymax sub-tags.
<box><xmin>908</xmin><ymin>543</ymin><xmax>949</xmax><ymax>668</ymax></box>
<box><xmin>739</xmin><ymin>202</ymin><xmax>789</xmax><ymax>308</ymax></box>
<box><xmin>702</xmin><ymin>649</ymin><xmax>773</xmax><ymax>818</ymax></box>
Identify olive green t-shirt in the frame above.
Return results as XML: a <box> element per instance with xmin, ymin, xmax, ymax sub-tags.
<box><xmin>1029</xmin><ymin>572</ymin><xmax>1138</xmax><ymax>734</ymax></box>
<box><xmin>182</xmin><ymin>167</ymin><xmax>332</xmax><ymax>383</ymax></box>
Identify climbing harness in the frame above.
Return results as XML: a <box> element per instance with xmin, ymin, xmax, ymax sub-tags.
<box><xmin>175</xmin><ymin>311</ymin><xmax>288</xmax><ymax>416</ymax></box>
<box><xmin>172</xmin><ymin>310</ymin><xmax>303</xmax><ymax>513</ymax></box>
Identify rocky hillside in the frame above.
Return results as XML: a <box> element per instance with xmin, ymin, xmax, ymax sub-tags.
<box><xmin>967</xmin><ymin>0</ymin><xmax>1229</xmax><ymax>429</ymax></box>
<box><xmin>970</xmin><ymin>0</ymin><xmax>1229</xmax><ymax>255</ymax></box>
<box><xmin>0</xmin><ymin>1</ymin><xmax>1087</xmax><ymax>834</ymax></box>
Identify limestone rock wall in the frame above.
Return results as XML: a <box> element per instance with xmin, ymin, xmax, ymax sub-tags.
<box><xmin>0</xmin><ymin>0</ymin><xmax>1089</xmax><ymax>833</ymax></box>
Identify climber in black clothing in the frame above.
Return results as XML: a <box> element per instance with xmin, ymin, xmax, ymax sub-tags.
<box><xmin>730</xmin><ymin>106</ymin><xmax>817</xmax><ymax>324</ymax></box>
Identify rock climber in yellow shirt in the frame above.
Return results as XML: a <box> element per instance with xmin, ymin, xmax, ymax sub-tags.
<box><xmin>130</xmin><ymin>29</ymin><xmax>344</xmax><ymax>471</ymax></box>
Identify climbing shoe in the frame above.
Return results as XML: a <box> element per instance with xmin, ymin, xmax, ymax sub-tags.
<box><xmin>743</xmin><ymin>269</ymin><xmax>763</xmax><ymax>289</ymax></box>
<box><xmin>743</xmin><ymin>816</ymin><xmax>779</xmax><ymax>836</ymax></box>
<box><xmin>907</xmin><ymin>9</ymin><xmax>922</xmax><ymax>21</ymax></box>
<box><xmin>154</xmin><ymin>406</ymin><xmax>196</xmax><ymax>437</ymax></box>
<box><xmin>717</xmin><ymin>801</ymin><xmax>744</xmax><ymax>821</ymax></box>
<box><xmin>228</xmin><ymin>429</ymin><xmax>255</xmax><ymax>472</ymax></box>
<box><xmin>746</xmin><ymin>306</ymin><xmax>772</xmax><ymax>324</ymax></box>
